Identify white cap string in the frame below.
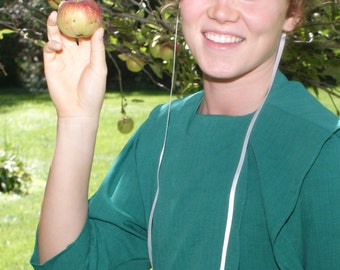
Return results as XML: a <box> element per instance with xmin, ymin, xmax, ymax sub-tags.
<box><xmin>219</xmin><ymin>32</ymin><xmax>287</xmax><ymax>270</ymax></box>
<box><xmin>147</xmin><ymin>12</ymin><xmax>180</xmax><ymax>267</ymax></box>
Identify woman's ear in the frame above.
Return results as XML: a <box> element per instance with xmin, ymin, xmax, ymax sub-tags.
<box><xmin>283</xmin><ymin>15</ymin><xmax>302</xmax><ymax>32</ymax></box>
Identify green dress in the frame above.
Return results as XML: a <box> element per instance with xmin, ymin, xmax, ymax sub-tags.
<box><xmin>31</xmin><ymin>71</ymin><xmax>340</xmax><ymax>269</ymax></box>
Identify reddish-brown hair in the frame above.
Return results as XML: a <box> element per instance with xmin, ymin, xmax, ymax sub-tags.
<box><xmin>287</xmin><ymin>0</ymin><xmax>306</xmax><ymax>17</ymax></box>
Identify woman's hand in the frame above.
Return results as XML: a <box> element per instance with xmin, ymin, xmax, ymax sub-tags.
<box><xmin>43</xmin><ymin>11</ymin><xmax>107</xmax><ymax>120</ymax></box>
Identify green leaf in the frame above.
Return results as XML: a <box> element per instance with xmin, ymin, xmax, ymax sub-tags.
<box><xmin>109</xmin><ymin>35</ymin><xmax>119</xmax><ymax>46</ymax></box>
<box><xmin>0</xmin><ymin>29</ymin><xmax>15</xmax><ymax>40</ymax></box>
<box><xmin>117</xmin><ymin>54</ymin><xmax>128</xmax><ymax>61</ymax></box>
<box><xmin>149</xmin><ymin>62</ymin><xmax>163</xmax><ymax>79</ymax></box>
<box><xmin>33</xmin><ymin>40</ymin><xmax>46</xmax><ymax>48</ymax></box>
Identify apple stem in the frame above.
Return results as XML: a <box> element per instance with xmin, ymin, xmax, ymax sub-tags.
<box><xmin>75</xmin><ymin>37</ymin><xmax>79</xmax><ymax>46</ymax></box>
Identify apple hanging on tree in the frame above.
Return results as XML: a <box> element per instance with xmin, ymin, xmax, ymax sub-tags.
<box><xmin>56</xmin><ymin>0</ymin><xmax>102</xmax><ymax>39</ymax></box>
<box><xmin>149</xmin><ymin>36</ymin><xmax>162</xmax><ymax>59</ymax></box>
<box><xmin>126</xmin><ymin>55</ymin><xmax>145</xmax><ymax>73</ymax></box>
<box><xmin>117</xmin><ymin>115</ymin><xmax>134</xmax><ymax>134</ymax></box>
<box><xmin>118</xmin><ymin>54</ymin><xmax>145</xmax><ymax>73</ymax></box>
<box><xmin>159</xmin><ymin>42</ymin><xmax>181</xmax><ymax>62</ymax></box>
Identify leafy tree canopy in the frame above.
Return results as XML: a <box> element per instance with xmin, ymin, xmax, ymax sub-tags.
<box><xmin>0</xmin><ymin>0</ymin><xmax>339</xmax><ymax>113</ymax></box>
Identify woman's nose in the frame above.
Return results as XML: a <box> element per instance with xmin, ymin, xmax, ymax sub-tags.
<box><xmin>207</xmin><ymin>0</ymin><xmax>240</xmax><ymax>23</ymax></box>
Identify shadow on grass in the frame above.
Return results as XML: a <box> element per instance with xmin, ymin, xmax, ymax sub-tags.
<box><xmin>0</xmin><ymin>87</ymin><xmax>52</xmax><ymax>113</ymax></box>
<box><xmin>0</xmin><ymin>83</ymin><xmax>171</xmax><ymax>115</ymax></box>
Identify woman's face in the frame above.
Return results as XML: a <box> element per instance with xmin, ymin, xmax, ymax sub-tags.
<box><xmin>180</xmin><ymin>0</ymin><xmax>298</xmax><ymax>82</ymax></box>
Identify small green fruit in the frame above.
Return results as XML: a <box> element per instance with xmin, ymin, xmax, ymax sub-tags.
<box><xmin>126</xmin><ymin>55</ymin><xmax>145</xmax><ymax>73</ymax></box>
<box><xmin>159</xmin><ymin>42</ymin><xmax>174</xmax><ymax>61</ymax></box>
<box><xmin>159</xmin><ymin>42</ymin><xmax>181</xmax><ymax>61</ymax></box>
<box><xmin>149</xmin><ymin>41</ymin><xmax>161</xmax><ymax>58</ymax></box>
<box><xmin>117</xmin><ymin>116</ymin><xmax>134</xmax><ymax>134</ymax></box>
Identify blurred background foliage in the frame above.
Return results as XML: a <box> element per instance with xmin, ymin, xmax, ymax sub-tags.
<box><xmin>0</xmin><ymin>0</ymin><xmax>339</xmax><ymax>113</ymax></box>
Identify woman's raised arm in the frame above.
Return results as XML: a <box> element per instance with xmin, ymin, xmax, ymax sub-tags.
<box><xmin>38</xmin><ymin>11</ymin><xmax>107</xmax><ymax>263</ymax></box>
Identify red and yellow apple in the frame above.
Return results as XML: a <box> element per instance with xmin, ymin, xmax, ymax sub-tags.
<box><xmin>57</xmin><ymin>0</ymin><xmax>102</xmax><ymax>38</ymax></box>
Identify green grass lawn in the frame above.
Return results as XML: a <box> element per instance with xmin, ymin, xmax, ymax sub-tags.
<box><xmin>0</xmin><ymin>89</ymin><xmax>170</xmax><ymax>269</ymax></box>
<box><xmin>0</xmin><ymin>87</ymin><xmax>338</xmax><ymax>269</ymax></box>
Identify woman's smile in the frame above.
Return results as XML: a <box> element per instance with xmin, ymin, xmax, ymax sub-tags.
<box><xmin>204</xmin><ymin>32</ymin><xmax>244</xmax><ymax>45</ymax></box>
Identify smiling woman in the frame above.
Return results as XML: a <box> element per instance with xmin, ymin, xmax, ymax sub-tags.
<box><xmin>31</xmin><ymin>0</ymin><xmax>340</xmax><ymax>269</ymax></box>
<box><xmin>179</xmin><ymin>0</ymin><xmax>301</xmax><ymax>115</ymax></box>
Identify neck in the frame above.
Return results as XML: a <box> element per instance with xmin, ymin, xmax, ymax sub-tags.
<box><xmin>199</xmin><ymin>66</ymin><xmax>276</xmax><ymax>116</ymax></box>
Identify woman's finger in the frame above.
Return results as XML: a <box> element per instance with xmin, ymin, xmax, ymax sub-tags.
<box><xmin>47</xmin><ymin>11</ymin><xmax>62</xmax><ymax>43</ymax></box>
<box><xmin>89</xmin><ymin>27</ymin><xmax>107</xmax><ymax>74</ymax></box>
<box><xmin>43</xmin><ymin>39</ymin><xmax>62</xmax><ymax>56</ymax></box>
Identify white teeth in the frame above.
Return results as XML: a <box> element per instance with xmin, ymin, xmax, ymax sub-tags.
<box><xmin>205</xmin><ymin>33</ymin><xmax>243</xmax><ymax>44</ymax></box>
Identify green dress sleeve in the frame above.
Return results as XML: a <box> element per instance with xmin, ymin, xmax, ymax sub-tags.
<box><xmin>30</xmin><ymin>126</ymin><xmax>152</xmax><ymax>269</ymax></box>
<box><xmin>300</xmin><ymin>130</ymin><xmax>340</xmax><ymax>269</ymax></box>
<box><xmin>271</xmin><ymin>129</ymin><xmax>340</xmax><ymax>270</ymax></box>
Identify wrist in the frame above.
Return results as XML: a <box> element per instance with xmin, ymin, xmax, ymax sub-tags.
<box><xmin>57</xmin><ymin>116</ymin><xmax>100</xmax><ymax>130</ymax></box>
